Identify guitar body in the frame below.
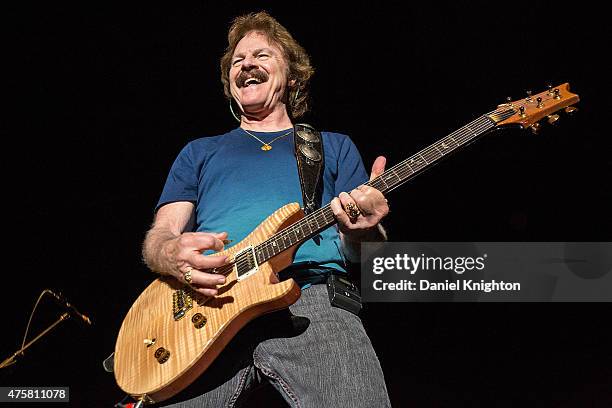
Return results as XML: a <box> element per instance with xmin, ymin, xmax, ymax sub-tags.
<box><xmin>114</xmin><ymin>203</ymin><xmax>304</xmax><ymax>402</ymax></box>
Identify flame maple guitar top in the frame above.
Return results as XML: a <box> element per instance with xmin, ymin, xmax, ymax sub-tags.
<box><xmin>114</xmin><ymin>203</ymin><xmax>304</xmax><ymax>402</ymax></box>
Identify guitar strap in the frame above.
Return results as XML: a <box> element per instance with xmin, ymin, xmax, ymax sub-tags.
<box><xmin>293</xmin><ymin>123</ymin><xmax>324</xmax><ymax>215</ymax></box>
<box><xmin>292</xmin><ymin>124</ymin><xmax>362</xmax><ymax>315</ymax></box>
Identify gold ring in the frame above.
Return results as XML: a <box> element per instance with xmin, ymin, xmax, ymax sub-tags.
<box><xmin>345</xmin><ymin>202</ymin><xmax>361</xmax><ymax>220</ymax></box>
<box><xmin>183</xmin><ymin>267</ymin><xmax>193</xmax><ymax>284</ymax></box>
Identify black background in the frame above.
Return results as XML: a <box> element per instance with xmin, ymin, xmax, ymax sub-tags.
<box><xmin>3</xmin><ymin>2</ymin><xmax>611</xmax><ymax>407</ymax></box>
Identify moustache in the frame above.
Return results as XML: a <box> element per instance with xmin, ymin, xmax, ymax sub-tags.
<box><xmin>236</xmin><ymin>70</ymin><xmax>269</xmax><ymax>88</ymax></box>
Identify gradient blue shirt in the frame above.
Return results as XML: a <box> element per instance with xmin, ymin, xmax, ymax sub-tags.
<box><xmin>156</xmin><ymin>127</ymin><xmax>368</xmax><ymax>286</ymax></box>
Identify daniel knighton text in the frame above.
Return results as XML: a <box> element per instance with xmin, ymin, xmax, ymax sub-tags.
<box><xmin>361</xmin><ymin>242</ymin><xmax>612</xmax><ymax>302</ymax></box>
<box><xmin>370</xmin><ymin>253</ymin><xmax>521</xmax><ymax>293</ymax></box>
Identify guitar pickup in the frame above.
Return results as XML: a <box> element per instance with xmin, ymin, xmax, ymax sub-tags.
<box><xmin>235</xmin><ymin>246</ymin><xmax>258</xmax><ymax>281</ymax></box>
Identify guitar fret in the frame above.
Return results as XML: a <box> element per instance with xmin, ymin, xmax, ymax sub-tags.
<box><xmin>301</xmin><ymin>220</ymin><xmax>312</xmax><ymax>235</ymax></box>
<box><xmin>291</xmin><ymin>227</ymin><xmax>299</xmax><ymax>243</ymax></box>
<box><xmin>464</xmin><ymin>124</ymin><xmax>478</xmax><ymax>138</ymax></box>
<box><xmin>271</xmin><ymin>238</ymin><xmax>281</xmax><ymax>253</ymax></box>
<box><xmin>422</xmin><ymin>148</ymin><xmax>441</xmax><ymax>162</ymax></box>
<box><xmin>407</xmin><ymin>154</ymin><xmax>426</xmax><ymax>172</ymax></box>
<box><xmin>397</xmin><ymin>163</ymin><xmax>414</xmax><ymax>178</ymax></box>
<box><xmin>434</xmin><ymin>136</ymin><xmax>457</xmax><ymax>154</ymax></box>
<box><xmin>294</xmin><ymin>225</ymin><xmax>305</xmax><ymax>240</ymax></box>
<box><xmin>257</xmin><ymin>248</ymin><xmax>266</xmax><ymax>264</ymax></box>
<box><xmin>278</xmin><ymin>235</ymin><xmax>288</xmax><ymax>250</ymax></box>
<box><xmin>382</xmin><ymin>170</ymin><xmax>401</xmax><ymax>188</ymax></box>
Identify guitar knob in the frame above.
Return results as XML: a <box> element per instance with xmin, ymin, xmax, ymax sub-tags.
<box><xmin>565</xmin><ymin>106</ymin><xmax>578</xmax><ymax>114</ymax></box>
<box><xmin>530</xmin><ymin>123</ymin><xmax>541</xmax><ymax>135</ymax></box>
<box><xmin>547</xmin><ymin>114</ymin><xmax>560</xmax><ymax>125</ymax></box>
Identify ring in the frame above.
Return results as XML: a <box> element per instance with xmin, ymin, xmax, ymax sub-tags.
<box><xmin>345</xmin><ymin>202</ymin><xmax>361</xmax><ymax>220</ymax></box>
<box><xmin>183</xmin><ymin>267</ymin><xmax>193</xmax><ymax>284</ymax></box>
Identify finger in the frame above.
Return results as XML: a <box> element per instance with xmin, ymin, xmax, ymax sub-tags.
<box><xmin>370</xmin><ymin>156</ymin><xmax>387</xmax><ymax>181</ymax></box>
<box><xmin>195</xmin><ymin>287</ymin><xmax>218</xmax><ymax>297</ymax></box>
<box><xmin>338</xmin><ymin>192</ymin><xmax>361</xmax><ymax>223</ymax></box>
<box><xmin>349</xmin><ymin>189</ymin><xmax>372</xmax><ymax>215</ymax></box>
<box><xmin>330</xmin><ymin>197</ymin><xmax>352</xmax><ymax>226</ymax></box>
<box><xmin>338</xmin><ymin>191</ymin><xmax>357</xmax><ymax>208</ymax></box>
<box><xmin>211</xmin><ymin>231</ymin><xmax>231</xmax><ymax>247</ymax></box>
<box><xmin>190</xmin><ymin>269</ymin><xmax>226</xmax><ymax>287</ymax></box>
<box><xmin>339</xmin><ymin>192</ymin><xmax>360</xmax><ymax>213</ymax></box>
<box><xmin>189</xmin><ymin>253</ymin><xmax>229</xmax><ymax>270</ymax></box>
<box><xmin>191</xmin><ymin>233</ymin><xmax>227</xmax><ymax>252</ymax></box>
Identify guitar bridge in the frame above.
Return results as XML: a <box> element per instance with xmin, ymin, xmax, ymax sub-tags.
<box><xmin>235</xmin><ymin>246</ymin><xmax>258</xmax><ymax>281</ymax></box>
<box><xmin>172</xmin><ymin>288</ymin><xmax>194</xmax><ymax>320</ymax></box>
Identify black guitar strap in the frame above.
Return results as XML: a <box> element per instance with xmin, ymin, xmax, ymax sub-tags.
<box><xmin>293</xmin><ymin>123</ymin><xmax>325</xmax><ymax>215</ymax></box>
<box><xmin>293</xmin><ymin>124</ymin><xmax>362</xmax><ymax>315</ymax></box>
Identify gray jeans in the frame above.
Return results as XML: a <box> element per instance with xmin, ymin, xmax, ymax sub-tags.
<box><xmin>160</xmin><ymin>283</ymin><xmax>391</xmax><ymax>407</ymax></box>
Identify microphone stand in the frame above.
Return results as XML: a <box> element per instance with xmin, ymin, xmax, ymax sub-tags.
<box><xmin>0</xmin><ymin>312</ymin><xmax>70</xmax><ymax>369</ymax></box>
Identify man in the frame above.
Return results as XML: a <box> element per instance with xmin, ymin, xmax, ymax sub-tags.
<box><xmin>143</xmin><ymin>11</ymin><xmax>391</xmax><ymax>407</ymax></box>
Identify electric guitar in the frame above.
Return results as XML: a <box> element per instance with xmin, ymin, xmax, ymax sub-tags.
<box><xmin>114</xmin><ymin>83</ymin><xmax>580</xmax><ymax>403</ymax></box>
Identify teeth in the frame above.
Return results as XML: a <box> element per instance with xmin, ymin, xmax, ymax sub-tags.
<box><xmin>245</xmin><ymin>78</ymin><xmax>261</xmax><ymax>86</ymax></box>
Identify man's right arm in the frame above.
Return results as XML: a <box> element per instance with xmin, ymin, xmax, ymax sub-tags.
<box><xmin>142</xmin><ymin>201</ymin><xmax>229</xmax><ymax>297</ymax></box>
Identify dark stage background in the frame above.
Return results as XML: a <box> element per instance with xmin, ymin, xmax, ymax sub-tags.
<box><xmin>3</xmin><ymin>2</ymin><xmax>611</xmax><ymax>407</ymax></box>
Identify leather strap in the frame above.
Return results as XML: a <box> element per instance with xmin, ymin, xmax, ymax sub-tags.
<box><xmin>293</xmin><ymin>123</ymin><xmax>324</xmax><ymax>214</ymax></box>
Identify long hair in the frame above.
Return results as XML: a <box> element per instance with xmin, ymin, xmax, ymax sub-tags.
<box><xmin>220</xmin><ymin>11</ymin><xmax>314</xmax><ymax>119</ymax></box>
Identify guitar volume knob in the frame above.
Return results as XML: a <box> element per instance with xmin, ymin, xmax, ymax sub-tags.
<box><xmin>192</xmin><ymin>313</ymin><xmax>207</xmax><ymax>329</ymax></box>
<box><xmin>154</xmin><ymin>347</ymin><xmax>171</xmax><ymax>364</ymax></box>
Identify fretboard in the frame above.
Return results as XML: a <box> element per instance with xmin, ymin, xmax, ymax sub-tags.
<box><xmin>253</xmin><ymin>109</ymin><xmax>513</xmax><ymax>265</ymax></box>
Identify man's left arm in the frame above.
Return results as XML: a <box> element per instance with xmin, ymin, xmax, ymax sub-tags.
<box><xmin>331</xmin><ymin>156</ymin><xmax>389</xmax><ymax>263</ymax></box>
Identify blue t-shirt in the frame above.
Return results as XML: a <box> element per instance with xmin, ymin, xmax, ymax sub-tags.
<box><xmin>157</xmin><ymin>127</ymin><xmax>368</xmax><ymax>286</ymax></box>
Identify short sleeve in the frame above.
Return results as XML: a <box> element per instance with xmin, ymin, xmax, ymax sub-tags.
<box><xmin>334</xmin><ymin>135</ymin><xmax>369</xmax><ymax>195</ymax></box>
<box><xmin>155</xmin><ymin>143</ymin><xmax>198</xmax><ymax>212</ymax></box>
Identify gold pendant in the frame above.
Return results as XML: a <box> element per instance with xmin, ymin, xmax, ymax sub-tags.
<box><xmin>261</xmin><ymin>144</ymin><xmax>272</xmax><ymax>151</ymax></box>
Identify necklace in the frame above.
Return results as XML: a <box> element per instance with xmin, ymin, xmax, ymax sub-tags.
<box><xmin>241</xmin><ymin>128</ymin><xmax>293</xmax><ymax>151</ymax></box>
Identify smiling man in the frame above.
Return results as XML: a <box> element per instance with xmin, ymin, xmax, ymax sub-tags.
<box><xmin>142</xmin><ymin>11</ymin><xmax>391</xmax><ymax>407</ymax></box>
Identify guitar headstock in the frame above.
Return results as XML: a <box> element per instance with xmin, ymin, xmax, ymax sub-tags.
<box><xmin>487</xmin><ymin>83</ymin><xmax>580</xmax><ymax>133</ymax></box>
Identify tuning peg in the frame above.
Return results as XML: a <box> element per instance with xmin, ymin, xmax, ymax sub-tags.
<box><xmin>525</xmin><ymin>91</ymin><xmax>533</xmax><ymax>102</ymax></box>
<box><xmin>564</xmin><ymin>106</ymin><xmax>578</xmax><ymax>115</ymax></box>
<box><xmin>547</xmin><ymin>84</ymin><xmax>554</xmax><ymax>95</ymax></box>
<box><xmin>547</xmin><ymin>114</ymin><xmax>560</xmax><ymax>125</ymax></box>
<box><xmin>530</xmin><ymin>122</ymin><xmax>541</xmax><ymax>135</ymax></box>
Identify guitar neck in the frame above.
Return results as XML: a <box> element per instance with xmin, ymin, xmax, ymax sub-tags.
<box><xmin>367</xmin><ymin>113</ymin><xmax>499</xmax><ymax>194</ymax></box>
<box><xmin>253</xmin><ymin>109</ymin><xmax>513</xmax><ymax>265</ymax></box>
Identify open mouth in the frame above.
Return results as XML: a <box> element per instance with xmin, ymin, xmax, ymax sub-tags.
<box><xmin>244</xmin><ymin>77</ymin><xmax>262</xmax><ymax>87</ymax></box>
<box><xmin>237</xmin><ymin>70</ymin><xmax>268</xmax><ymax>88</ymax></box>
